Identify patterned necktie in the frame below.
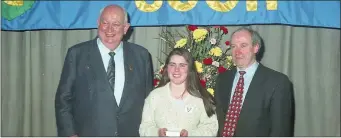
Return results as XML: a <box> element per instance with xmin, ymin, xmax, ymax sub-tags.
<box><xmin>107</xmin><ymin>52</ymin><xmax>116</xmax><ymax>92</ymax></box>
<box><xmin>222</xmin><ymin>71</ymin><xmax>246</xmax><ymax>137</ymax></box>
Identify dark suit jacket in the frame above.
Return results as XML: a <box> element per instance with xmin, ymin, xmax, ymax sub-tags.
<box><xmin>55</xmin><ymin>38</ymin><xmax>153</xmax><ymax>137</ymax></box>
<box><xmin>215</xmin><ymin>63</ymin><xmax>294</xmax><ymax>137</ymax></box>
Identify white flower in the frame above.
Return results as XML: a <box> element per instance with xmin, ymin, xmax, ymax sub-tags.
<box><xmin>204</xmin><ymin>74</ymin><xmax>212</xmax><ymax>79</ymax></box>
<box><xmin>210</xmin><ymin>38</ymin><xmax>216</xmax><ymax>45</ymax></box>
<box><xmin>212</xmin><ymin>61</ymin><xmax>220</xmax><ymax>67</ymax></box>
<box><xmin>159</xmin><ymin>64</ymin><xmax>164</xmax><ymax>71</ymax></box>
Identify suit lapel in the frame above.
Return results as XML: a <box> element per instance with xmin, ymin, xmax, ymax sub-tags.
<box><xmin>118</xmin><ymin>42</ymin><xmax>134</xmax><ymax>108</ymax></box>
<box><xmin>88</xmin><ymin>39</ymin><xmax>107</xmax><ymax>81</ymax></box>
<box><xmin>222</xmin><ymin>68</ymin><xmax>237</xmax><ymax>113</ymax></box>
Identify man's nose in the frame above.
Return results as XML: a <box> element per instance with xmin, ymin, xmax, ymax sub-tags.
<box><xmin>107</xmin><ymin>25</ymin><xmax>116</xmax><ymax>32</ymax></box>
<box><xmin>234</xmin><ymin>48</ymin><xmax>242</xmax><ymax>54</ymax></box>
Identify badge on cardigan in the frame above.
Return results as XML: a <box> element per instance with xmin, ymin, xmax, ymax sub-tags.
<box><xmin>185</xmin><ymin>105</ymin><xmax>193</xmax><ymax>113</ymax></box>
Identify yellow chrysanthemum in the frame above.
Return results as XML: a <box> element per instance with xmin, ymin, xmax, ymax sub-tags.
<box><xmin>225</xmin><ymin>55</ymin><xmax>233</xmax><ymax>67</ymax></box>
<box><xmin>209</xmin><ymin>47</ymin><xmax>223</xmax><ymax>57</ymax></box>
<box><xmin>226</xmin><ymin>55</ymin><xmax>232</xmax><ymax>61</ymax></box>
<box><xmin>195</xmin><ymin>61</ymin><xmax>203</xmax><ymax>73</ymax></box>
<box><xmin>227</xmin><ymin>62</ymin><xmax>231</xmax><ymax>67</ymax></box>
<box><xmin>207</xmin><ymin>88</ymin><xmax>214</xmax><ymax>96</ymax></box>
<box><xmin>174</xmin><ymin>38</ymin><xmax>187</xmax><ymax>48</ymax></box>
<box><xmin>193</xmin><ymin>29</ymin><xmax>208</xmax><ymax>42</ymax></box>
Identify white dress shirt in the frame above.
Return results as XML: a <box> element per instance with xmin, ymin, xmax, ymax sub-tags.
<box><xmin>230</xmin><ymin>61</ymin><xmax>259</xmax><ymax>105</ymax></box>
<box><xmin>97</xmin><ymin>38</ymin><xmax>125</xmax><ymax>105</ymax></box>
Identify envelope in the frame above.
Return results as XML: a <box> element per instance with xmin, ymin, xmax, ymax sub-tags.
<box><xmin>166</xmin><ymin>130</ymin><xmax>180</xmax><ymax>136</ymax></box>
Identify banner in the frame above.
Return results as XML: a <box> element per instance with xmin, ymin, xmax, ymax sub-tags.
<box><xmin>1</xmin><ymin>1</ymin><xmax>340</xmax><ymax>31</ymax></box>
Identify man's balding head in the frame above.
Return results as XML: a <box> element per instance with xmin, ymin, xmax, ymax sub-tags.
<box><xmin>99</xmin><ymin>5</ymin><xmax>128</xmax><ymax>23</ymax></box>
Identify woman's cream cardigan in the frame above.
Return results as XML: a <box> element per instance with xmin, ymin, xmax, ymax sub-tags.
<box><xmin>139</xmin><ymin>83</ymin><xmax>218</xmax><ymax>136</ymax></box>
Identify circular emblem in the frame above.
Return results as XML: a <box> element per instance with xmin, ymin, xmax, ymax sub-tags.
<box><xmin>2</xmin><ymin>0</ymin><xmax>36</xmax><ymax>21</ymax></box>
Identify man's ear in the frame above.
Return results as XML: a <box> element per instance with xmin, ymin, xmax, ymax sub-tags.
<box><xmin>253</xmin><ymin>43</ymin><xmax>260</xmax><ymax>54</ymax></box>
<box><xmin>97</xmin><ymin>18</ymin><xmax>100</xmax><ymax>26</ymax></box>
<box><xmin>124</xmin><ymin>23</ymin><xmax>130</xmax><ymax>35</ymax></box>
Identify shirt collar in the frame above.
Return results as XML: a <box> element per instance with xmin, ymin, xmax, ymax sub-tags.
<box><xmin>97</xmin><ymin>38</ymin><xmax>123</xmax><ymax>54</ymax></box>
<box><xmin>237</xmin><ymin>60</ymin><xmax>259</xmax><ymax>76</ymax></box>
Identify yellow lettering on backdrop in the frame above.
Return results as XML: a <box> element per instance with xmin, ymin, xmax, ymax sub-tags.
<box><xmin>246</xmin><ymin>0</ymin><xmax>257</xmax><ymax>11</ymax></box>
<box><xmin>135</xmin><ymin>1</ymin><xmax>163</xmax><ymax>12</ymax></box>
<box><xmin>168</xmin><ymin>1</ymin><xmax>198</xmax><ymax>12</ymax></box>
<box><xmin>247</xmin><ymin>0</ymin><xmax>278</xmax><ymax>11</ymax></box>
<box><xmin>266</xmin><ymin>0</ymin><xmax>277</xmax><ymax>10</ymax></box>
<box><xmin>206</xmin><ymin>1</ymin><xmax>239</xmax><ymax>12</ymax></box>
<box><xmin>135</xmin><ymin>0</ymin><xmax>277</xmax><ymax>12</ymax></box>
<box><xmin>4</xmin><ymin>0</ymin><xmax>23</xmax><ymax>6</ymax></box>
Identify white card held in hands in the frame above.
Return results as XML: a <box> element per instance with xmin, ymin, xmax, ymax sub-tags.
<box><xmin>166</xmin><ymin>130</ymin><xmax>180</xmax><ymax>136</ymax></box>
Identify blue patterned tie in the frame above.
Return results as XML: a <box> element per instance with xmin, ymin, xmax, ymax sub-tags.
<box><xmin>107</xmin><ymin>52</ymin><xmax>115</xmax><ymax>92</ymax></box>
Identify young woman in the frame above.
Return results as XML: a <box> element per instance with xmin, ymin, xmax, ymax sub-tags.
<box><xmin>139</xmin><ymin>48</ymin><xmax>218</xmax><ymax>137</ymax></box>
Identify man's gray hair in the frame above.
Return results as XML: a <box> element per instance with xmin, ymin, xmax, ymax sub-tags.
<box><xmin>230</xmin><ymin>27</ymin><xmax>262</xmax><ymax>49</ymax></box>
<box><xmin>99</xmin><ymin>6</ymin><xmax>128</xmax><ymax>23</ymax></box>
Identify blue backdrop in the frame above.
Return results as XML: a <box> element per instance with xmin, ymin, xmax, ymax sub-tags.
<box><xmin>1</xmin><ymin>1</ymin><xmax>340</xmax><ymax>31</ymax></box>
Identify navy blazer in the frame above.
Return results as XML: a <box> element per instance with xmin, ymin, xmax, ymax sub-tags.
<box><xmin>55</xmin><ymin>38</ymin><xmax>153</xmax><ymax>137</ymax></box>
<box><xmin>215</xmin><ymin>64</ymin><xmax>294</xmax><ymax>137</ymax></box>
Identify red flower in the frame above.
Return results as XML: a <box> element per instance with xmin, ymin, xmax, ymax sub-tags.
<box><xmin>220</xmin><ymin>26</ymin><xmax>228</xmax><ymax>34</ymax></box>
<box><xmin>153</xmin><ymin>79</ymin><xmax>160</xmax><ymax>86</ymax></box>
<box><xmin>225</xmin><ymin>41</ymin><xmax>230</xmax><ymax>46</ymax></box>
<box><xmin>188</xmin><ymin>25</ymin><xmax>198</xmax><ymax>31</ymax></box>
<box><xmin>200</xmin><ymin>79</ymin><xmax>206</xmax><ymax>88</ymax></box>
<box><xmin>203</xmin><ymin>58</ymin><xmax>213</xmax><ymax>65</ymax></box>
<box><xmin>218</xmin><ymin>66</ymin><xmax>227</xmax><ymax>73</ymax></box>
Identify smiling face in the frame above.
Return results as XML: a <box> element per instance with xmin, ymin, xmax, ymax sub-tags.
<box><xmin>97</xmin><ymin>5</ymin><xmax>130</xmax><ymax>50</ymax></box>
<box><xmin>167</xmin><ymin>55</ymin><xmax>189</xmax><ymax>85</ymax></box>
<box><xmin>231</xmin><ymin>30</ymin><xmax>259</xmax><ymax>70</ymax></box>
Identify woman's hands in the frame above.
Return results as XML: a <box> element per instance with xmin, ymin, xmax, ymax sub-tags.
<box><xmin>180</xmin><ymin>129</ymin><xmax>188</xmax><ymax>137</ymax></box>
<box><xmin>158</xmin><ymin>128</ymin><xmax>168</xmax><ymax>137</ymax></box>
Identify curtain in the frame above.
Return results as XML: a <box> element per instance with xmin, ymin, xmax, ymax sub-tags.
<box><xmin>1</xmin><ymin>25</ymin><xmax>340</xmax><ymax>136</ymax></box>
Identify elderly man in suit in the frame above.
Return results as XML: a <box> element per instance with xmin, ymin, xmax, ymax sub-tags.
<box><xmin>55</xmin><ymin>4</ymin><xmax>153</xmax><ymax>137</ymax></box>
<box><xmin>215</xmin><ymin>27</ymin><xmax>294</xmax><ymax>137</ymax></box>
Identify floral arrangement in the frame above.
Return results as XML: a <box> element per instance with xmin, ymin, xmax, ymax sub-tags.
<box><xmin>153</xmin><ymin>25</ymin><xmax>234</xmax><ymax>96</ymax></box>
